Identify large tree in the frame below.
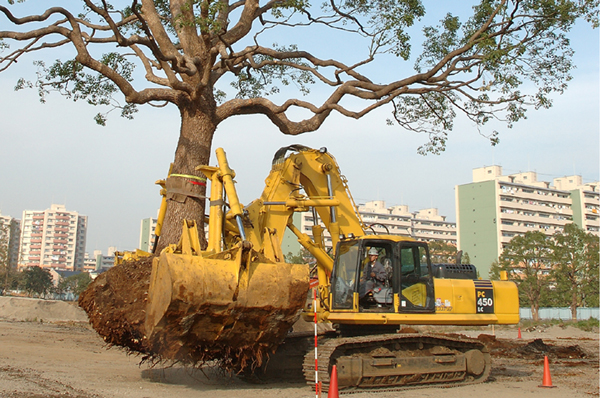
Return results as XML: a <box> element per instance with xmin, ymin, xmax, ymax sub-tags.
<box><xmin>1</xmin><ymin>0</ymin><xmax>596</xmax><ymax>249</ymax></box>
<box><xmin>552</xmin><ymin>223</ymin><xmax>599</xmax><ymax>319</ymax></box>
<box><xmin>500</xmin><ymin>230</ymin><xmax>553</xmax><ymax>321</ymax></box>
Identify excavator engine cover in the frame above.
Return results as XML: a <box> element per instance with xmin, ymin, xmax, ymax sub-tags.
<box><xmin>145</xmin><ymin>244</ymin><xmax>309</xmax><ymax>368</ymax></box>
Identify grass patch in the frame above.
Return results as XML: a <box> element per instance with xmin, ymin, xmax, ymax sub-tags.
<box><xmin>571</xmin><ymin>317</ymin><xmax>599</xmax><ymax>332</ymax></box>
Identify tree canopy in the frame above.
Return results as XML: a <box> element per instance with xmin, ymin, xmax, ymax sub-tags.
<box><xmin>1</xmin><ymin>0</ymin><xmax>597</xmax><ymax>247</ymax></box>
<box><xmin>499</xmin><ymin>230</ymin><xmax>552</xmax><ymax>320</ymax></box>
<box><xmin>21</xmin><ymin>266</ymin><xmax>53</xmax><ymax>298</ymax></box>
<box><xmin>495</xmin><ymin>223</ymin><xmax>599</xmax><ymax>320</ymax></box>
<box><xmin>427</xmin><ymin>240</ymin><xmax>457</xmax><ymax>264</ymax></box>
<box><xmin>56</xmin><ymin>272</ymin><xmax>93</xmax><ymax>298</ymax></box>
<box><xmin>2</xmin><ymin>1</ymin><xmax>596</xmax><ymax>150</ymax></box>
<box><xmin>552</xmin><ymin>223</ymin><xmax>599</xmax><ymax>317</ymax></box>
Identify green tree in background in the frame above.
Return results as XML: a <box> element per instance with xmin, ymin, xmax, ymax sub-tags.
<box><xmin>488</xmin><ymin>260</ymin><xmax>503</xmax><ymax>280</ymax></box>
<box><xmin>1</xmin><ymin>1</ymin><xmax>596</xmax><ymax>250</ymax></box>
<box><xmin>57</xmin><ymin>272</ymin><xmax>93</xmax><ymax>299</ymax></box>
<box><xmin>0</xmin><ymin>222</ymin><xmax>9</xmax><ymax>294</ymax></box>
<box><xmin>428</xmin><ymin>240</ymin><xmax>457</xmax><ymax>264</ymax></box>
<box><xmin>284</xmin><ymin>248</ymin><xmax>315</xmax><ymax>265</ymax></box>
<box><xmin>0</xmin><ymin>222</ymin><xmax>20</xmax><ymax>295</ymax></box>
<box><xmin>462</xmin><ymin>252</ymin><xmax>471</xmax><ymax>265</ymax></box>
<box><xmin>21</xmin><ymin>266</ymin><xmax>53</xmax><ymax>298</ymax></box>
<box><xmin>552</xmin><ymin>223</ymin><xmax>600</xmax><ymax>319</ymax></box>
<box><xmin>500</xmin><ymin>231</ymin><xmax>552</xmax><ymax>321</ymax></box>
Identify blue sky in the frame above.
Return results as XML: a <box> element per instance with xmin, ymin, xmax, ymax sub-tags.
<box><xmin>0</xmin><ymin>2</ymin><xmax>598</xmax><ymax>254</ymax></box>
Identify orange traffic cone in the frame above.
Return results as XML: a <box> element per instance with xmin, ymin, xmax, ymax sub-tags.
<box><xmin>518</xmin><ymin>327</ymin><xmax>522</xmax><ymax>339</ymax></box>
<box><xmin>538</xmin><ymin>355</ymin><xmax>557</xmax><ymax>388</ymax></box>
<box><xmin>327</xmin><ymin>365</ymin><xmax>339</xmax><ymax>398</ymax></box>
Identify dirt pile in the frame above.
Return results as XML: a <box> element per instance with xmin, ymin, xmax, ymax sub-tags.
<box><xmin>477</xmin><ymin>334</ymin><xmax>590</xmax><ymax>360</ymax></box>
<box><xmin>0</xmin><ymin>296</ymin><xmax>88</xmax><ymax>323</ymax></box>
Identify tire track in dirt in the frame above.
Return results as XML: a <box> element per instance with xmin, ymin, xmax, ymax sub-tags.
<box><xmin>0</xmin><ymin>365</ymin><xmax>101</xmax><ymax>398</ymax></box>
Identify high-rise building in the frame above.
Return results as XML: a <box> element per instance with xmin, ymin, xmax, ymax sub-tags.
<box><xmin>281</xmin><ymin>200</ymin><xmax>456</xmax><ymax>255</ymax></box>
<box><xmin>139</xmin><ymin>217</ymin><xmax>157</xmax><ymax>252</ymax></box>
<box><xmin>18</xmin><ymin>204</ymin><xmax>87</xmax><ymax>271</ymax></box>
<box><xmin>0</xmin><ymin>213</ymin><xmax>21</xmax><ymax>269</ymax></box>
<box><xmin>456</xmin><ymin>166</ymin><xmax>599</xmax><ymax>277</ymax></box>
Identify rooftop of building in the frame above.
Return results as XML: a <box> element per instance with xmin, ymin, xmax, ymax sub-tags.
<box><xmin>470</xmin><ymin>166</ymin><xmax>599</xmax><ymax>193</ymax></box>
<box><xmin>357</xmin><ymin>200</ymin><xmax>451</xmax><ymax>222</ymax></box>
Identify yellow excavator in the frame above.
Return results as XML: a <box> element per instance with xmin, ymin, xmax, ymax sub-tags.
<box><xmin>143</xmin><ymin>145</ymin><xmax>519</xmax><ymax>391</ymax></box>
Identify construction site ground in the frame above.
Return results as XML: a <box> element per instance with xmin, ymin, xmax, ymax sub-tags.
<box><xmin>0</xmin><ymin>296</ymin><xmax>598</xmax><ymax>398</ymax></box>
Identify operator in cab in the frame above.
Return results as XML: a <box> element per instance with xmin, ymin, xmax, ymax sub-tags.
<box><xmin>359</xmin><ymin>247</ymin><xmax>387</xmax><ymax>298</ymax></box>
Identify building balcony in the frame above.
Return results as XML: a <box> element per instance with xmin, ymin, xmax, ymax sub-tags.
<box><xmin>56</xmin><ymin>221</ymin><xmax>70</xmax><ymax>226</ymax></box>
<box><xmin>54</xmin><ymin>227</ymin><xmax>69</xmax><ymax>233</ymax></box>
<box><xmin>54</xmin><ymin>233</ymin><xmax>69</xmax><ymax>238</ymax></box>
<box><xmin>53</xmin><ymin>239</ymin><xmax>68</xmax><ymax>244</ymax></box>
<box><xmin>504</xmin><ymin>200</ymin><xmax>572</xmax><ymax>214</ymax></box>
<box><xmin>502</xmin><ymin>189</ymin><xmax>571</xmax><ymax>203</ymax></box>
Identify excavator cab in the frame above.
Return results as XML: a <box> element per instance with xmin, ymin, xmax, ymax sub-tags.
<box><xmin>330</xmin><ymin>237</ymin><xmax>435</xmax><ymax>313</ymax></box>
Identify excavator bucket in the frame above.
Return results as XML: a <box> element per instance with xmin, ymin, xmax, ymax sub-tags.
<box><xmin>141</xmin><ymin>148</ymin><xmax>312</xmax><ymax>369</ymax></box>
<box><xmin>144</xmin><ymin>243</ymin><xmax>309</xmax><ymax>368</ymax></box>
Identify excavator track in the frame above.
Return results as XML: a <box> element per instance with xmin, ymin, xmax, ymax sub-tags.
<box><xmin>303</xmin><ymin>333</ymin><xmax>491</xmax><ymax>392</ymax></box>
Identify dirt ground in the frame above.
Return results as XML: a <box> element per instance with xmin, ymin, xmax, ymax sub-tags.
<box><xmin>0</xmin><ymin>297</ymin><xmax>598</xmax><ymax>398</ymax></box>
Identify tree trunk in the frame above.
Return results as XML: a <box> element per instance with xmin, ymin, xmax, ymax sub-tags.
<box><xmin>571</xmin><ymin>290</ymin><xmax>578</xmax><ymax>320</ymax></box>
<box><xmin>531</xmin><ymin>302</ymin><xmax>539</xmax><ymax>322</ymax></box>
<box><xmin>155</xmin><ymin>102</ymin><xmax>217</xmax><ymax>252</ymax></box>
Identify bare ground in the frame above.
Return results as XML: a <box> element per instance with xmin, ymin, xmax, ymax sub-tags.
<box><xmin>0</xmin><ymin>297</ymin><xmax>598</xmax><ymax>398</ymax></box>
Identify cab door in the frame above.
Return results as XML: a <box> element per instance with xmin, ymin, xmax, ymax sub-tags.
<box><xmin>395</xmin><ymin>242</ymin><xmax>435</xmax><ymax>312</ymax></box>
<box><xmin>330</xmin><ymin>240</ymin><xmax>360</xmax><ymax>310</ymax></box>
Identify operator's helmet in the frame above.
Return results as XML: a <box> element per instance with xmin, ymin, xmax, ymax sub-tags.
<box><xmin>368</xmin><ymin>248</ymin><xmax>379</xmax><ymax>256</ymax></box>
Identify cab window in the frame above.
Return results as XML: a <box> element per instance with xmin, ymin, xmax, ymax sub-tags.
<box><xmin>331</xmin><ymin>241</ymin><xmax>359</xmax><ymax>309</ymax></box>
<box><xmin>398</xmin><ymin>243</ymin><xmax>434</xmax><ymax>312</ymax></box>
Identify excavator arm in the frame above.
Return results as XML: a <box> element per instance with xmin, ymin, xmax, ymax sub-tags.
<box><xmin>221</xmin><ymin>145</ymin><xmax>365</xmax><ymax>257</ymax></box>
<box><xmin>239</xmin><ymin>145</ymin><xmax>365</xmax><ymax>280</ymax></box>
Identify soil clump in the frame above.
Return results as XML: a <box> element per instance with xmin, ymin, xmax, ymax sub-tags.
<box><xmin>78</xmin><ymin>256</ymin><xmax>153</xmax><ymax>356</ymax></box>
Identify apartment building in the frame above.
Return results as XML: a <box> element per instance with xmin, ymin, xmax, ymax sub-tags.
<box><xmin>139</xmin><ymin>217</ymin><xmax>158</xmax><ymax>252</ymax></box>
<box><xmin>359</xmin><ymin>201</ymin><xmax>457</xmax><ymax>244</ymax></box>
<box><xmin>94</xmin><ymin>247</ymin><xmax>117</xmax><ymax>272</ymax></box>
<box><xmin>281</xmin><ymin>200</ymin><xmax>456</xmax><ymax>254</ymax></box>
<box><xmin>456</xmin><ymin>166</ymin><xmax>599</xmax><ymax>277</ymax></box>
<box><xmin>18</xmin><ymin>204</ymin><xmax>88</xmax><ymax>271</ymax></box>
<box><xmin>0</xmin><ymin>213</ymin><xmax>21</xmax><ymax>269</ymax></box>
<box><xmin>83</xmin><ymin>252</ymin><xmax>97</xmax><ymax>272</ymax></box>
